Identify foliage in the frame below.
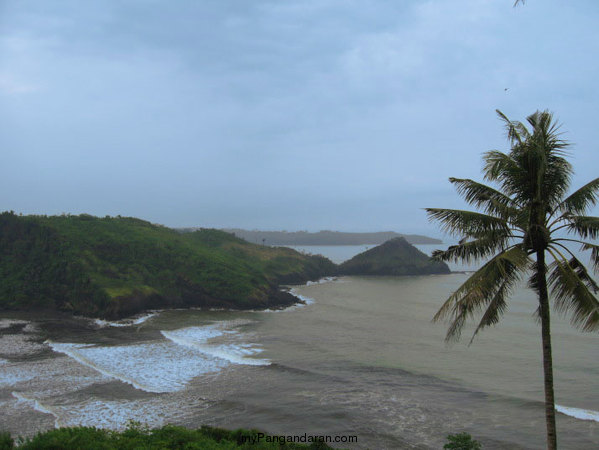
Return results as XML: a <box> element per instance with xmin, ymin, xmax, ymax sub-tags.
<box><xmin>0</xmin><ymin>212</ymin><xmax>335</xmax><ymax>318</ymax></box>
<box><xmin>426</xmin><ymin>110</ymin><xmax>599</xmax><ymax>342</ymax></box>
<box><xmin>427</xmin><ymin>109</ymin><xmax>599</xmax><ymax>450</ymax></box>
<box><xmin>443</xmin><ymin>432</ymin><xmax>482</xmax><ymax>450</ymax></box>
<box><xmin>0</xmin><ymin>432</ymin><xmax>13</xmax><ymax>450</ymax></box>
<box><xmin>3</xmin><ymin>424</ymin><xmax>335</xmax><ymax>449</ymax></box>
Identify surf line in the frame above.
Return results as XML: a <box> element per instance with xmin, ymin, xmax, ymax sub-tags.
<box><xmin>45</xmin><ymin>341</ymin><xmax>160</xmax><ymax>393</ymax></box>
<box><xmin>12</xmin><ymin>392</ymin><xmax>62</xmax><ymax>428</ymax></box>
<box><xmin>160</xmin><ymin>327</ymin><xmax>270</xmax><ymax>366</ymax></box>
<box><xmin>93</xmin><ymin>312</ymin><xmax>158</xmax><ymax>328</ymax></box>
<box><xmin>556</xmin><ymin>404</ymin><xmax>599</xmax><ymax>422</ymax></box>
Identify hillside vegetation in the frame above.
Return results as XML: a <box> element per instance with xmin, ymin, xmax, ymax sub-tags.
<box><xmin>0</xmin><ymin>213</ymin><xmax>449</xmax><ymax>319</ymax></box>
<box><xmin>0</xmin><ymin>212</ymin><xmax>334</xmax><ymax>318</ymax></box>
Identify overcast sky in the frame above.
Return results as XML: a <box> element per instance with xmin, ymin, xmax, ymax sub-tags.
<box><xmin>1</xmin><ymin>0</ymin><xmax>598</xmax><ymax>236</ymax></box>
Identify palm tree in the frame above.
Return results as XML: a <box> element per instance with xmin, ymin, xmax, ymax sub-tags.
<box><xmin>426</xmin><ymin>110</ymin><xmax>599</xmax><ymax>450</ymax></box>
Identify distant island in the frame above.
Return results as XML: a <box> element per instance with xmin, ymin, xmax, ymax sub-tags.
<box><xmin>202</xmin><ymin>229</ymin><xmax>442</xmax><ymax>245</ymax></box>
<box><xmin>339</xmin><ymin>237</ymin><xmax>450</xmax><ymax>276</ymax></box>
<box><xmin>0</xmin><ymin>212</ymin><xmax>449</xmax><ymax>319</ymax></box>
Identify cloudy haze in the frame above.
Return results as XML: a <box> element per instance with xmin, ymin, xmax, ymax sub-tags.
<box><xmin>1</xmin><ymin>0</ymin><xmax>598</xmax><ymax>236</ymax></box>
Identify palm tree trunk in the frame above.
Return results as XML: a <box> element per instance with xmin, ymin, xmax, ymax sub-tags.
<box><xmin>536</xmin><ymin>249</ymin><xmax>557</xmax><ymax>450</ymax></box>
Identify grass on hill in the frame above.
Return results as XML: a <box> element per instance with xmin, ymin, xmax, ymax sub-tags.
<box><xmin>0</xmin><ymin>212</ymin><xmax>335</xmax><ymax>318</ymax></box>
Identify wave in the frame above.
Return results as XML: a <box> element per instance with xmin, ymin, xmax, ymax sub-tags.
<box><xmin>46</xmin><ymin>340</ymin><xmax>224</xmax><ymax>393</ymax></box>
<box><xmin>262</xmin><ymin>289</ymin><xmax>316</xmax><ymax>313</ymax></box>
<box><xmin>292</xmin><ymin>292</ymin><xmax>315</xmax><ymax>305</ymax></box>
<box><xmin>12</xmin><ymin>392</ymin><xmax>61</xmax><ymax>428</ymax></box>
<box><xmin>0</xmin><ymin>319</ymin><xmax>28</xmax><ymax>330</ymax></box>
<box><xmin>161</xmin><ymin>324</ymin><xmax>270</xmax><ymax>366</ymax></box>
<box><xmin>556</xmin><ymin>404</ymin><xmax>599</xmax><ymax>422</ymax></box>
<box><xmin>267</xmin><ymin>277</ymin><xmax>342</xmax><ymax>313</ymax></box>
<box><xmin>46</xmin><ymin>320</ymin><xmax>267</xmax><ymax>393</ymax></box>
<box><xmin>305</xmin><ymin>276</ymin><xmax>338</xmax><ymax>286</ymax></box>
<box><xmin>93</xmin><ymin>312</ymin><xmax>158</xmax><ymax>328</ymax></box>
<box><xmin>0</xmin><ymin>333</ymin><xmax>47</xmax><ymax>356</ymax></box>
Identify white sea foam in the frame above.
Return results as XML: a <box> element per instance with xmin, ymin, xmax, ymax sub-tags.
<box><xmin>46</xmin><ymin>398</ymin><xmax>179</xmax><ymax>430</ymax></box>
<box><xmin>0</xmin><ymin>334</ymin><xmax>47</xmax><ymax>356</ymax></box>
<box><xmin>556</xmin><ymin>404</ymin><xmax>599</xmax><ymax>422</ymax></box>
<box><xmin>305</xmin><ymin>276</ymin><xmax>337</xmax><ymax>286</ymax></box>
<box><xmin>12</xmin><ymin>392</ymin><xmax>62</xmax><ymax>428</ymax></box>
<box><xmin>262</xmin><ymin>294</ymin><xmax>315</xmax><ymax>313</ymax></box>
<box><xmin>0</xmin><ymin>365</ymin><xmax>37</xmax><ymax>387</ymax></box>
<box><xmin>293</xmin><ymin>293</ymin><xmax>315</xmax><ymax>305</ymax></box>
<box><xmin>161</xmin><ymin>323</ymin><xmax>270</xmax><ymax>366</ymax></box>
<box><xmin>0</xmin><ymin>319</ymin><xmax>28</xmax><ymax>330</ymax></box>
<box><xmin>47</xmin><ymin>340</ymin><xmax>225</xmax><ymax>393</ymax></box>
<box><xmin>93</xmin><ymin>312</ymin><xmax>158</xmax><ymax>328</ymax></box>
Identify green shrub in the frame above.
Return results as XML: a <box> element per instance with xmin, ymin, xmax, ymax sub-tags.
<box><xmin>444</xmin><ymin>432</ymin><xmax>482</xmax><ymax>450</ymax></box>
<box><xmin>0</xmin><ymin>432</ymin><xmax>14</xmax><ymax>450</ymax></box>
<box><xmin>7</xmin><ymin>425</ymin><xmax>336</xmax><ymax>449</ymax></box>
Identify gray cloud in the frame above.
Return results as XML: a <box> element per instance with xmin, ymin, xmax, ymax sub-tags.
<box><xmin>1</xmin><ymin>0</ymin><xmax>598</xmax><ymax>235</ymax></box>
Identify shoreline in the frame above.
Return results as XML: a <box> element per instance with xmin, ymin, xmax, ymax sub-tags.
<box><xmin>0</xmin><ymin>272</ymin><xmax>464</xmax><ymax>323</ymax></box>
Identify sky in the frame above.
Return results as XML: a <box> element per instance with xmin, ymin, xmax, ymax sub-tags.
<box><xmin>1</xmin><ymin>0</ymin><xmax>598</xmax><ymax>237</ymax></box>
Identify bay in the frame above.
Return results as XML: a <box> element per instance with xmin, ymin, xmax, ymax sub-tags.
<box><xmin>1</xmin><ymin>245</ymin><xmax>598</xmax><ymax>449</ymax></box>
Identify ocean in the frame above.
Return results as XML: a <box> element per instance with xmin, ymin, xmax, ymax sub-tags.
<box><xmin>1</xmin><ymin>245</ymin><xmax>598</xmax><ymax>449</ymax></box>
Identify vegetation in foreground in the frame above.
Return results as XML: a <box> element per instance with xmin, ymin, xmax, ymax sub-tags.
<box><xmin>444</xmin><ymin>432</ymin><xmax>482</xmax><ymax>450</ymax></box>
<box><xmin>427</xmin><ymin>110</ymin><xmax>599</xmax><ymax>450</ymax></box>
<box><xmin>0</xmin><ymin>424</ymin><xmax>335</xmax><ymax>449</ymax></box>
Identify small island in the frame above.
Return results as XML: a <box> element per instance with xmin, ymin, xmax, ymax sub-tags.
<box><xmin>338</xmin><ymin>237</ymin><xmax>450</xmax><ymax>276</ymax></box>
<box><xmin>0</xmin><ymin>212</ymin><xmax>449</xmax><ymax>319</ymax></box>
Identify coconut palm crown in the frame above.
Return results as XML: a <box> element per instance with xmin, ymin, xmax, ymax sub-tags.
<box><xmin>426</xmin><ymin>109</ymin><xmax>599</xmax><ymax>450</ymax></box>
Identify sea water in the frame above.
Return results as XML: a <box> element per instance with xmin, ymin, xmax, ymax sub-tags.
<box><xmin>1</xmin><ymin>246</ymin><xmax>598</xmax><ymax>449</ymax></box>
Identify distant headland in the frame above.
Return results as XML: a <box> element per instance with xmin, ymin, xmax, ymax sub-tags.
<box><xmin>181</xmin><ymin>229</ymin><xmax>443</xmax><ymax>245</ymax></box>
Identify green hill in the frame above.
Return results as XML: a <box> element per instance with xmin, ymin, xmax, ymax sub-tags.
<box><xmin>0</xmin><ymin>212</ymin><xmax>335</xmax><ymax>318</ymax></box>
<box><xmin>0</xmin><ymin>213</ymin><xmax>450</xmax><ymax>319</ymax></box>
<box><xmin>338</xmin><ymin>237</ymin><xmax>450</xmax><ymax>276</ymax></box>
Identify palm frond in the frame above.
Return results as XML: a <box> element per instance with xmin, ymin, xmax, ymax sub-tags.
<box><xmin>432</xmin><ymin>235</ymin><xmax>513</xmax><ymax>264</ymax></box>
<box><xmin>469</xmin><ymin>280</ymin><xmax>509</xmax><ymax>345</ymax></box>
<box><xmin>543</xmin><ymin>154</ymin><xmax>573</xmax><ymax>209</ymax></box>
<box><xmin>425</xmin><ymin>208</ymin><xmax>510</xmax><ymax>238</ymax></box>
<box><xmin>433</xmin><ymin>246</ymin><xmax>531</xmax><ymax>342</ymax></box>
<box><xmin>482</xmin><ymin>150</ymin><xmax>523</xmax><ymax>187</ymax></box>
<box><xmin>449</xmin><ymin>177</ymin><xmax>520</xmax><ymax>217</ymax></box>
<box><xmin>525</xmin><ymin>111</ymin><xmax>572</xmax><ymax>208</ymax></box>
<box><xmin>556</xmin><ymin>178</ymin><xmax>599</xmax><ymax>216</ymax></box>
<box><xmin>566</xmin><ymin>216</ymin><xmax>599</xmax><ymax>240</ymax></box>
<box><xmin>547</xmin><ymin>256</ymin><xmax>599</xmax><ymax>332</ymax></box>
<box><xmin>580</xmin><ymin>242</ymin><xmax>599</xmax><ymax>274</ymax></box>
<box><xmin>496</xmin><ymin>109</ymin><xmax>529</xmax><ymax>145</ymax></box>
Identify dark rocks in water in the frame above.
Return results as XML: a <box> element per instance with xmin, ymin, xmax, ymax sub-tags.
<box><xmin>338</xmin><ymin>237</ymin><xmax>450</xmax><ymax>276</ymax></box>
